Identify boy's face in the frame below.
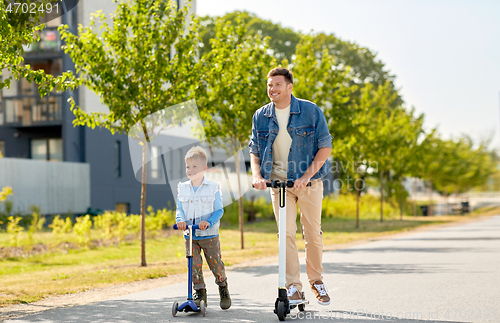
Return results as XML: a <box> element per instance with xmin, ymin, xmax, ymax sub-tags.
<box><xmin>185</xmin><ymin>157</ymin><xmax>208</xmax><ymax>183</ymax></box>
<box><xmin>267</xmin><ymin>75</ymin><xmax>293</xmax><ymax>105</ymax></box>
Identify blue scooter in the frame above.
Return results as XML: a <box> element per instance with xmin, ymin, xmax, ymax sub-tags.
<box><xmin>171</xmin><ymin>224</ymin><xmax>207</xmax><ymax>317</ymax></box>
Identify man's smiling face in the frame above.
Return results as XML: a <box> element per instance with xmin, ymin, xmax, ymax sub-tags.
<box><xmin>267</xmin><ymin>75</ymin><xmax>293</xmax><ymax>106</ymax></box>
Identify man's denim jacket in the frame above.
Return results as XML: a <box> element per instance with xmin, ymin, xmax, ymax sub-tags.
<box><xmin>249</xmin><ymin>95</ymin><xmax>333</xmax><ymax>181</ymax></box>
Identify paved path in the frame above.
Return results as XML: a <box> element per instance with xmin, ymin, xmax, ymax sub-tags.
<box><xmin>5</xmin><ymin>216</ymin><xmax>500</xmax><ymax>323</ymax></box>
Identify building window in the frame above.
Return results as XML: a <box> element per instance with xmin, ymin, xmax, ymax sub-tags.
<box><xmin>151</xmin><ymin>146</ymin><xmax>162</xmax><ymax>179</ymax></box>
<box><xmin>114</xmin><ymin>141</ymin><xmax>121</xmax><ymax>178</ymax></box>
<box><xmin>48</xmin><ymin>138</ymin><xmax>63</xmax><ymax>161</ymax></box>
<box><xmin>0</xmin><ymin>140</ymin><xmax>5</xmax><ymax>157</ymax></box>
<box><xmin>1</xmin><ymin>60</ymin><xmax>63</xmax><ymax>126</ymax></box>
<box><xmin>31</xmin><ymin>138</ymin><xmax>63</xmax><ymax>161</ymax></box>
<box><xmin>115</xmin><ymin>203</ymin><xmax>130</xmax><ymax>214</ymax></box>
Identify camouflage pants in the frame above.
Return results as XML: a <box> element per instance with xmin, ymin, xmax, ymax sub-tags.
<box><xmin>186</xmin><ymin>236</ymin><xmax>227</xmax><ymax>290</ymax></box>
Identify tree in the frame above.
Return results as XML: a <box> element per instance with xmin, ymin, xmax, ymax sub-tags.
<box><xmin>59</xmin><ymin>0</ymin><xmax>200</xmax><ymax>266</ymax></box>
<box><xmin>198</xmin><ymin>11</ymin><xmax>301</xmax><ymax>63</ymax></box>
<box><xmin>196</xmin><ymin>19</ymin><xmax>275</xmax><ymax>249</ymax></box>
<box><xmin>387</xmin><ymin>108</ymin><xmax>425</xmax><ymax>219</ymax></box>
<box><xmin>0</xmin><ymin>0</ymin><xmax>76</xmax><ymax>95</ymax></box>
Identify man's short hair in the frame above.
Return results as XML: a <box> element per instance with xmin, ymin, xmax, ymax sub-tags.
<box><xmin>267</xmin><ymin>67</ymin><xmax>293</xmax><ymax>84</ymax></box>
<box><xmin>184</xmin><ymin>145</ymin><xmax>208</xmax><ymax>165</ymax></box>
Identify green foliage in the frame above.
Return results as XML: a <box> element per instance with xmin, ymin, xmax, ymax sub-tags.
<box><xmin>27</xmin><ymin>206</ymin><xmax>46</xmax><ymax>242</ymax></box>
<box><xmin>198</xmin><ymin>11</ymin><xmax>301</xmax><ymax>63</ymax></box>
<box><xmin>222</xmin><ymin>197</ymin><xmax>273</xmax><ymax>225</ymax></box>
<box><xmin>0</xmin><ymin>1</ymin><xmax>77</xmax><ymax>95</ymax></box>
<box><xmin>72</xmin><ymin>215</ymin><xmax>92</xmax><ymax>248</ymax></box>
<box><xmin>6</xmin><ymin>216</ymin><xmax>24</xmax><ymax>246</ymax></box>
<box><xmin>49</xmin><ymin>215</ymin><xmax>73</xmax><ymax>236</ymax></box>
<box><xmin>322</xmin><ymin>194</ymin><xmax>397</xmax><ymax>220</ymax></box>
<box><xmin>145</xmin><ymin>206</ymin><xmax>175</xmax><ymax>238</ymax></box>
<box><xmin>197</xmin><ymin>18</ymin><xmax>276</xmax><ymax>153</ymax></box>
<box><xmin>94</xmin><ymin>211</ymin><xmax>131</xmax><ymax>243</ymax></box>
<box><xmin>59</xmin><ymin>0</ymin><xmax>200</xmax><ymax>134</ymax></box>
<box><xmin>93</xmin><ymin>207</ymin><xmax>175</xmax><ymax>242</ymax></box>
<box><xmin>0</xmin><ymin>186</ymin><xmax>12</xmax><ymax>203</ymax></box>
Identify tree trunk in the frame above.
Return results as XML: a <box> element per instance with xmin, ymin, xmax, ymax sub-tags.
<box><xmin>399</xmin><ymin>176</ymin><xmax>404</xmax><ymax>221</ymax></box>
<box><xmin>413</xmin><ymin>178</ymin><xmax>417</xmax><ymax>217</ymax></box>
<box><xmin>356</xmin><ymin>176</ymin><xmax>361</xmax><ymax>229</ymax></box>
<box><xmin>140</xmin><ymin>139</ymin><xmax>148</xmax><ymax>267</ymax></box>
<box><xmin>235</xmin><ymin>150</ymin><xmax>244</xmax><ymax>249</ymax></box>
<box><xmin>445</xmin><ymin>192</ymin><xmax>449</xmax><ymax>215</ymax></box>
<box><xmin>380</xmin><ymin>171</ymin><xmax>384</xmax><ymax>223</ymax></box>
<box><xmin>428</xmin><ymin>181</ymin><xmax>433</xmax><ymax>216</ymax></box>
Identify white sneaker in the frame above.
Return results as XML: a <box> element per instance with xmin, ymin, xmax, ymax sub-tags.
<box><xmin>310</xmin><ymin>280</ymin><xmax>331</xmax><ymax>305</ymax></box>
<box><xmin>287</xmin><ymin>285</ymin><xmax>302</xmax><ymax>305</ymax></box>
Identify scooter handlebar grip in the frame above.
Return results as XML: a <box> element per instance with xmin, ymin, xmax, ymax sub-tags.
<box><xmin>173</xmin><ymin>224</ymin><xmax>200</xmax><ymax>230</ymax></box>
<box><xmin>252</xmin><ymin>182</ymin><xmax>273</xmax><ymax>188</ymax></box>
<box><xmin>286</xmin><ymin>181</ymin><xmax>312</xmax><ymax>187</ymax></box>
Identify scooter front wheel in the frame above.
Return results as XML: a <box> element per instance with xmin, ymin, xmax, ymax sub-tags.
<box><xmin>277</xmin><ymin>301</ymin><xmax>286</xmax><ymax>321</ymax></box>
<box><xmin>298</xmin><ymin>303</ymin><xmax>305</xmax><ymax>312</ymax></box>
<box><xmin>172</xmin><ymin>301</ymin><xmax>178</xmax><ymax>317</ymax></box>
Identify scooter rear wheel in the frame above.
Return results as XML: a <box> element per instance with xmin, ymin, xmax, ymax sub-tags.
<box><xmin>172</xmin><ymin>301</ymin><xmax>178</xmax><ymax>317</ymax></box>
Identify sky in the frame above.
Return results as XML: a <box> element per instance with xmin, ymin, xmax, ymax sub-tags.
<box><xmin>197</xmin><ymin>0</ymin><xmax>500</xmax><ymax>150</ymax></box>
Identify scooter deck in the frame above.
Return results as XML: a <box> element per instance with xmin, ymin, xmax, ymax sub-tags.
<box><xmin>289</xmin><ymin>300</ymin><xmax>308</xmax><ymax>309</ymax></box>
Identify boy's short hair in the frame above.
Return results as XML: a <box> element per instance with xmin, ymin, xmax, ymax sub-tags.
<box><xmin>184</xmin><ymin>145</ymin><xmax>208</xmax><ymax>165</ymax></box>
<box><xmin>267</xmin><ymin>67</ymin><xmax>293</xmax><ymax>84</ymax></box>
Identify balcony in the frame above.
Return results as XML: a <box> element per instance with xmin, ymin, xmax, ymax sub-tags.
<box><xmin>1</xmin><ymin>58</ymin><xmax>64</xmax><ymax>127</ymax></box>
<box><xmin>23</xmin><ymin>27</ymin><xmax>62</xmax><ymax>56</ymax></box>
<box><xmin>1</xmin><ymin>96</ymin><xmax>63</xmax><ymax>127</ymax></box>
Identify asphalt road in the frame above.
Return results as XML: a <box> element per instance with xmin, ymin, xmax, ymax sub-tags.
<box><xmin>5</xmin><ymin>215</ymin><xmax>500</xmax><ymax>323</ymax></box>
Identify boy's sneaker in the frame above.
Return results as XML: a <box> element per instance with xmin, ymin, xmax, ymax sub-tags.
<box><xmin>219</xmin><ymin>284</ymin><xmax>231</xmax><ymax>310</ymax></box>
<box><xmin>310</xmin><ymin>281</ymin><xmax>330</xmax><ymax>305</ymax></box>
<box><xmin>193</xmin><ymin>288</ymin><xmax>207</xmax><ymax>307</ymax></box>
<box><xmin>287</xmin><ymin>285</ymin><xmax>302</xmax><ymax>305</ymax></box>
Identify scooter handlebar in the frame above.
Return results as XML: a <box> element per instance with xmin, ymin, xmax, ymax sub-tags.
<box><xmin>252</xmin><ymin>180</ymin><xmax>312</xmax><ymax>188</ymax></box>
<box><xmin>173</xmin><ymin>224</ymin><xmax>200</xmax><ymax>230</ymax></box>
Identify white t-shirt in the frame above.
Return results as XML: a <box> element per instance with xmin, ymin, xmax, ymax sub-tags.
<box><xmin>271</xmin><ymin>105</ymin><xmax>292</xmax><ymax>180</ymax></box>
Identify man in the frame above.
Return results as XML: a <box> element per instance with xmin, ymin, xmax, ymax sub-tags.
<box><xmin>249</xmin><ymin>67</ymin><xmax>333</xmax><ymax>305</ymax></box>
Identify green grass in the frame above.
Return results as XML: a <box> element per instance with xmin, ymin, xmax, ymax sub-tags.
<box><xmin>0</xmin><ymin>209</ymin><xmax>494</xmax><ymax>307</ymax></box>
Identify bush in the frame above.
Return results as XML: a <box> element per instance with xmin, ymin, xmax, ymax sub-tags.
<box><xmin>49</xmin><ymin>215</ymin><xmax>73</xmax><ymax>236</ymax></box>
<box><xmin>322</xmin><ymin>193</ymin><xmax>398</xmax><ymax>220</ymax></box>
<box><xmin>222</xmin><ymin>196</ymin><xmax>273</xmax><ymax>226</ymax></box>
<box><xmin>145</xmin><ymin>206</ymin><xmax>175</xmax><ymax>238</ymax></box>
<box><xmin>94</xmin><ymin>211</ymin><xmax>131</xmax><ymax>242</ymax></box>
<box><xmin>27</xmin><ymin>206</ymin><xmax>46</xmax><ymax>242</ymax></box>
<box><xmin>6</xmin><ymin>216</ymin><xmax>24</xmax><ymax>246</ymax></box>
<box><xmin>73</xmin><ymin>215</ymin><xmax>92</xmax><ymax>247</ymax></box>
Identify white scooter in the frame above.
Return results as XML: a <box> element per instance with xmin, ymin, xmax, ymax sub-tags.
<box><xmin>255</xmin><ymin>179</ymin><xmax>310</xmax><ymax>321</ymax></box>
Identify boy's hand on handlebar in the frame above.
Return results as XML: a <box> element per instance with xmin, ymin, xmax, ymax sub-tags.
<box><xmin>176</xmin><ymin>221</ymin><xmax>187</xmax><ymax>230</ymax></box>
<box><xmin>294</xmin><ymin>176</ymin><xmax>311</xmax><ymax>189</ymax></box>
<box><xmin>252</xmin><ymin>176</ymin><xmax>269</xmax><ymax>190</ymax></box>
<box><xmin>198</xmin><ymin>221</ymin><xmax>210</xmax><ymax>231</ymax></box>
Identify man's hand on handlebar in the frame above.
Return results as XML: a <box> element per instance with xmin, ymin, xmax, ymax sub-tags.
<box><xmin>252</xmin><ymin>176</ymin><xmax>269</xmax><ymax>190</ymax></box>
<box><xmin>294</xmin><ymin>176</ymin><xmax>311</xmax><ymax>189</ymax></box>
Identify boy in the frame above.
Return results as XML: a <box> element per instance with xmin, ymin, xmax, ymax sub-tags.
<box><xmin>175</xmin><ymin>145</ymin><xmax>231</xmax><ymax>310</ymax></box>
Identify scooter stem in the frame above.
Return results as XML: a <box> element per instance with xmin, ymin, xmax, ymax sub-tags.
<box><xmin>278</xmin><ymin>183</ymin><xmax>287</xmax><ymax>289</ymax></box>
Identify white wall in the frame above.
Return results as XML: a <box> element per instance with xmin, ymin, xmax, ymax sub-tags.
<box><xmin>0</xmin><ymin>158</ymin><xmax>90</xmax><ymax>215</ymax></box>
